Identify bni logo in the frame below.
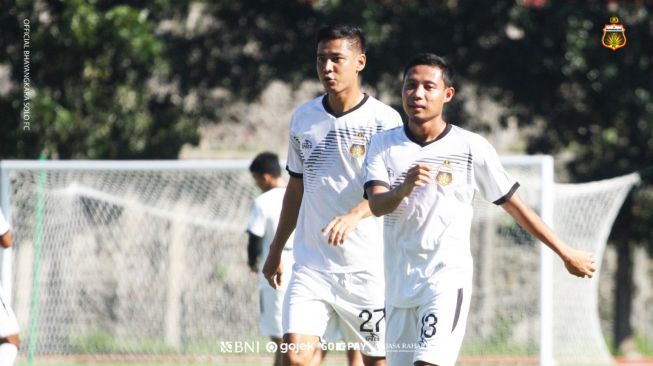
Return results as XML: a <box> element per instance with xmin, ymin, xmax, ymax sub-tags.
<box><xmin>219</xmin><ymin>341</ymin><xmax>259</xmax><ymax>353</ymax></box>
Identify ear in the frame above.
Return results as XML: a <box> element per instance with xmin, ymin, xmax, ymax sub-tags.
<box><xmin>356</xmin><ymin>53</ymin><xmax>366</xmax><ymax>73</ymax></box>
<box><xmin>262</xmin><ymin>173</ymin><xmax>274</xmax><ymax>185</ymax></box>
<box><xmin>443</xmin><ymin>86</ymin><xmax>455</xmax><ymax>103</ymax></box>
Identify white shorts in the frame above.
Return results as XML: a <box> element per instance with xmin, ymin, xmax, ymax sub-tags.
<box><xmin>386</xmin><ymin>285</ymin><xmax>471</xmax><ymax>366</ymax></box>
<box><xmin>0</xmin><ymin>286</ymin><xmax>19</xmax><ymax>337</ymax></box>
<box><xmin>260</xmin><ymin>285</ymin><xmax>285</xmax><ymax>338</ymax></box>
<box><xmin>259</xmin><ymin>249</ymin><xmax>294</xmax><ymax>339</ymax></box>
<box><xmin>283</xmin><ymin>264</ymin><xmax>385</xmax><ymax>357</ymax></box>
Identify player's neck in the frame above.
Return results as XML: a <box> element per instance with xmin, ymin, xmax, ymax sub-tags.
<box><xmin>326</xmin><ymin>87</ymin><xmax>364</xmax><ymax>115</ymax></box>
<box><xmin>407</xmin><ymin>118</ymin><xmax>448</xmax><ymax>144</ymax></box>
<box><xmin>263</xmin><ymin>178</ymin><xmax>285</xmax><ymax>192</ymax></box>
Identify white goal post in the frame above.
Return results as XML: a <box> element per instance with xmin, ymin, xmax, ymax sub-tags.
<box><xmin>0</xmin><ymin>157</ymin><xmax>639</xmax><ymax>365</ymax></box>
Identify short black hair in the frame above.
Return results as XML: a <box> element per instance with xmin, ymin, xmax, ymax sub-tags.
<box><xmin>249</xmin><ymin>152</ymin><xmax>281</xmax><ymax>177</ymax></box>
<box><xmin>403</xmin><ymin>53</ymin><xmax>454</xmax><ymax>87</ymax></box>
<box><xmin>316</xmin><ymin>24</ymin><xmax>366</xmax><ymax>54</ymax></box>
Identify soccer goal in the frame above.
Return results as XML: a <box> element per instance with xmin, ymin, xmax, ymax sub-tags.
<box><xmin>0</xmin><ymin>157</ymin><xmax>639</xmax><ymax>365</ymax></box>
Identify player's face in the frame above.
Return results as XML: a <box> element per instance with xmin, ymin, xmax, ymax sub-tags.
<box><xmin>316</xmin><ymin>38</ymin><xmax>366</xmax><ymax>95</ymax></box>
<box><xmin>402</xmin><ymin>65</ymin><xmax>455</xmax><ymax>125</ymax></box>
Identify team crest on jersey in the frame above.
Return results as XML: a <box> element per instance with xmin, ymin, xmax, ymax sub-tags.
<box><xmin>435</xmin><ymin>160</ymin><xmax>453</xmax><ymax>186</ymax></box>
<box><xmin>349</xmin><ymin>132</ymin><xmax>367</xmax><ymax>158</ymax></box>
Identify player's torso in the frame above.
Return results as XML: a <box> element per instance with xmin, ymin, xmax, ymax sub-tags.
<box><xmin>381</xmin><ymin>125</ymin><xmax>476</xmax><ymax>305</ymax></box>
<box><xmin>291</xmin><ymin>96</ymin><xmax>398</xmax><ymax>272</ymax></box>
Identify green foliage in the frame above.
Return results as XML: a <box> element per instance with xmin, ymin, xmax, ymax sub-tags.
<box><xmin>0</xmin><ymin>0</ymin><xmax>198</xmax><ymax>158</ymax></box>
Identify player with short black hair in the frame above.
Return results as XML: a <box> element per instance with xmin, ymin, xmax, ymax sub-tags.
<box><xmin>250</xmin><ymin>152</ymin><xmax>283</xmax><ymax>179</ymax></box>
<box><xmin>263</xmin><ymin>24</ymin><xmax>402</xmax><ymax>366</ymax></box>
<box><xmin>364</xmin><ymin>53</ymin><xmax>596</xmax><ymax>366</ymax></box>
<box><xmin>247</xmin><ymin>152</ymin><xmax>294</xmax><ymax>366</ymax></box>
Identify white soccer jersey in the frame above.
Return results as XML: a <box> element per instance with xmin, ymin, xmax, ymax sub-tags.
<box><xmin>248</xmin><ymin>187</ymin><xmax>294</xmax><ymax>284</ymax></box>
<box><xmin>286</xmin><ymin>94</ymin><xmax>402</xmax><ymax>273</ymax></box>
<box><xmin>364</xmin><ymin>124</ymin><xmax>519</xmax><ymax>307</ymax></box>
<box><xmin>0</xmin><ymin>210</ymin><xmax>9</xmax><ymax>236</ymax></box>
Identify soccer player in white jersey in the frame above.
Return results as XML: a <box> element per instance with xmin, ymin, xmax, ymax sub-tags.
<box><xmin>364</xmin><ymin>53</ymin><xmax>597</xmax><ymax>366</ymax></box>
<box><xmin>0</xmin><ymin>209</ymin><xmax>20</xmax><ymax>366</ymax></box>
<box><xmin>248</xmin><ymin>152</ymin><xmax>296</xmax><ymax>366</ymax></box>
<box><xmin>262</xmin><ymin>25</ymin><xmax>402</xmax><ymax>366</ymax></box>
<box><xmin>249</xmin><ymin>152</ymin><xmax>364</xmax><ymax>366</ymax></box>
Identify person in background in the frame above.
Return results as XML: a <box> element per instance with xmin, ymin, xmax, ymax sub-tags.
<box><xmin>0</xmin><ymin>208</ymin><xmax>20</xmax><ymax>366</ymax></box>
<box><xmin>248</xmin><ymin>152</ymin><xmax>363</xmax><ymax>366</ymax></box>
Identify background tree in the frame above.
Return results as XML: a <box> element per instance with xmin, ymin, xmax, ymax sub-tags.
<box><xmin>0</xmin><ymin>0</ymin><xmax>198</xmax><ymax>158</ymax></box>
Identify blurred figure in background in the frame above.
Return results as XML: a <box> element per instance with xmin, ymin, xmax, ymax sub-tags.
<box><xmin>0</xmin><ymin>208</ymin><xmax>19</xmax><ymax>366</ymax></box>
<box><xmin>248</xmin><ymin>152</ymin><xmax>295</xmax><ymax>366</ymax></box>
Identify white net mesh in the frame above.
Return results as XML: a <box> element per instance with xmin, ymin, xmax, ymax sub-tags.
<box><xmin>0</xmin><ymin>159</ymin><xmax>639</xmax><ymax>364</ymax></box>
<box><xmin>551</xmin><ymin>174</ymin><xmax>640</xmax><ymax>366</ymax></box>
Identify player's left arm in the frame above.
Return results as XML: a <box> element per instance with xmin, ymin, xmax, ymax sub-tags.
<box><xmin>246</xmin><ymin>232</ymin><xmax>263</xmax><ymax>273</ymax></box>
<box><xmin>322</xmin><ymin>200</ymin><xmax>372</xmax><ymax>245</ymax></box>
<box><xmin>500</xmin><ymin>193</ymin><xmax>597</xmax><ymax>278</ymax></box>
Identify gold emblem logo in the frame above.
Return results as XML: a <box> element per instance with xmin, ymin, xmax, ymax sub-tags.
<box><xmin>435</xmin><ymin>160</ymin><xmax>453</xmax><ymax>186</ymax></box>
<box><xmin>349</xmin><ymin>132</ymin><xmax>366</xmax><ymax>158</ymax></box>
<box><xmin>601</xmin><ymin>17</ymin><xmax>627</xmax><ymax>51</ymax></box>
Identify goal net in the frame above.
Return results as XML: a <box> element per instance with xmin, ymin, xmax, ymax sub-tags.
<box><xmin>0</xmin><ymin>157</ymin><xmax>639</xmax><ymax>365</ymax></box>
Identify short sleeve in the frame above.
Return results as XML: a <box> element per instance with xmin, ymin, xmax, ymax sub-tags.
<box><xmin>472</xmin><ymin>137</ymin><xmax>519</xmax><ymax>205</ymax></box>
<box><xmin>0</xmin><ymin>210</ymin><xmax>9</xmax><ymax>236</ymax></box>
<box><xmin>286</xmin><ymin>116</ymin><xmax>303</xmax><ymax>178</ymax></box>
<box><xmin>363</xmin><ymin>134</ymin><xmax>391</xmax><ymax>198</ymax></box>
<box><xmin>246</xmin><ymin>200</ymin><xmax>266</xmax><ymax>237</ymax></box>
<box><xmin>384</xmin><ymin>108</ymin><xmax>403</xmax><ymax>131</ymax></box>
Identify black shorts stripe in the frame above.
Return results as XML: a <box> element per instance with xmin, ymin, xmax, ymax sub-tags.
<box><xmin>452</xmin><ymin>288</ymin><xmax>463</xmax><ymax>333</ymax></box>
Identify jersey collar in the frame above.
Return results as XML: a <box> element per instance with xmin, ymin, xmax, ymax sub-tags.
<box><xmin>403</xmin><ymin>122</ymin><xmax>452</xmax><ymax>147</ymax></box>
<box><xmin>322</xmin><ymin>94</ymin><xmax>369</xmax><ymax>118</ymax></box>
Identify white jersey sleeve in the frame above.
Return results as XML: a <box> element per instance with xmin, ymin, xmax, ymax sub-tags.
<box><xmin>363</xmin><ymin>133</ymin><xmax>391</xmax><ymax>195</ymax></box>
<box><xmin>472</xmin><ymin>135</ymin><xmax>519</xmax><ymax>204</ymax></box>
<box><xmin>247</xmin><ymin>200</ymin><xmax>266</xmax><ymax>238</ymax></box>
<box><xmin>286</xmin><ymin>114</ymin><xmax>303</xmax><ymax>177</ymax></box>
<box><xmin>0</xmin><ymin>210</ymin><xmax>9</xmax><ymax>236</ymax></box>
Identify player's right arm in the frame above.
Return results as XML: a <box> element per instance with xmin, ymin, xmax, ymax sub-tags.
<box><xmin>262</xmin><ymin>176</ymin><xmax>303</xmax><ymax>289</ymax></box>
<box><xmin>366</xmin><ymin>164</ymin><xmax>432</xmax><ymax>216</ymax></box>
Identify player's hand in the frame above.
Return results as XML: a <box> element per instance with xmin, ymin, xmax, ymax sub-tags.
<box><xmin>249</xmin><ymin>265</ymin><xmax>258</xmax><ymax>274</ymax></box>
<box><xmin>322</xmin><ymin>212</ymin><xmax>361</xmax><ymax>246</ymax></box>
<box><xmin>563</xmin><ymin>247</ymin><xmax>597</xmax><ymax>278</ymax></box>
<box><xmin>396</xmin><ymin>164</ymin><xmax>432</xmax><ymax>198</ymax></box>
<box><xmin>262</xmin><ymin>252</ymin><xmax>284</xmax><ymax>289</ymax></box>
